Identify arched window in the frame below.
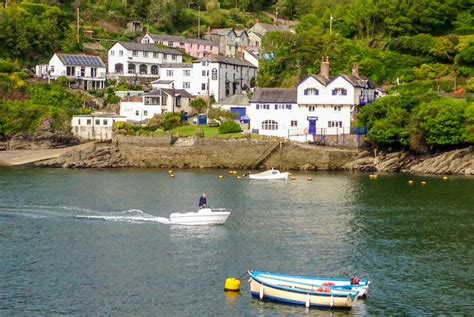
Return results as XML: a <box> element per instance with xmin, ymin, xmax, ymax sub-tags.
<box><xmin>211</xmin><ymin>68</ymin><xmax>217</xmax><ymax>80</ymax></box>
<box><xmin>139</xmin><ymin>64</ymin><xmax>147</xmax><ymax>74</ymax></box>
<box><xmin>114</xmin><ymin>63</ymin><xmax>123</xmax><ymax>73</ymax></box>
<box><xmin>151</xmin><ymin>65</ymin><xmax>159</xmax><ymax>75</ymax></box>
<box><xmin>304</xmin><ymin>88</ymin><xmax>319</xmax><ymax>95</ymax></box>
<box><xmin>128</xmin><ymin>63</ymin><xmax>136</xmax><ymax>74</ymax></box>
<box><xmin>261</xmin><ymin>120</ymin><xmax>278</xmax><ymax>130</ymax></box>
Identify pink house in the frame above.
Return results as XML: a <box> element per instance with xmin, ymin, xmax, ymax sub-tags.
<box><xmin>140</xmin><ymin>33</ymin><xmax>219</xmax><ymax>58</ymax></box>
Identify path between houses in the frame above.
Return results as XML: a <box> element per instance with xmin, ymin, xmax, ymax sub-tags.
<box><xmin>0</xmin><ymin>142</ymin><xmax>96</xmax><ymax>166</ymax></box>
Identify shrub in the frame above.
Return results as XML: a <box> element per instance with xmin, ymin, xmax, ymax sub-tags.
<box><xmin>191</xmin><ymin>98</ymin><xmax>207</xmax><ymax>113</ymax></box>
<box><xmin>218</xmin><ymin>120</ymin><xmax>241</xmax><ymax>134</ymax></box>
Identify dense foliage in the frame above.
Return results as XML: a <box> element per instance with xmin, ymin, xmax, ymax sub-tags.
<box><xmin>356</xmin><ymin>93</ymin><xmax>474</xmax><ymax>152</ymax></box>
<box><xmin>218</xmin><ymin>120</ymin><xmax>242</xmax><ymax>134</ymax></box>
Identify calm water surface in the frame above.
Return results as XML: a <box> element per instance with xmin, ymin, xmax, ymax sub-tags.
<box><xmin>0</xmin><ymin>168</ymin><xmax>473</xmax><ymax>316</ymax></box>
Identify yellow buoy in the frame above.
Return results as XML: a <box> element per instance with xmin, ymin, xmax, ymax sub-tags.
<box><xmin>170</xmin><ymin>174</ymin><xmax>175</xmax><ymax>178</ymax></box>
<box><xmin>307</xmin><ymin>177</ymin><xmax>313</xmax><ymax>181</ymax></box>
<box><xmin>168</xmin><ymin>170</ymin><xmax>173</xmax><ymax>173</ymax></box>
<box><xmin>443</xmin><ymin>176</ymin><xmax>448</xmax><ymax>180</ymax></box>
<box><xmin>219</xmin><ymin>175</ymin><xmax>224</xmax><ymax>179</ymax></box>
<box><xmin>224</xmin><ymin>278</ymin><xmax>241</xmax><ymax>292</ymax></box>
<box><xmin>237</xmin><ymin>176</ymin><xmax>241</xmax><ymax>179</ymax></box>
<box><xmin>421</xmin><ymin>181</ymin><xmax>427</xmax><ymax>185</ymax></box>
<box><xmin>408</xmin><ymin>180</ymin><xmax>414</xmax><ymax>185</ymax></box>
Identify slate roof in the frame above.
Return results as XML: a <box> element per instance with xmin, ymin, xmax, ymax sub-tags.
<box><xmin>117</xmin><ymin>42</ymin><xmax>183</xmax><ymax>55</ymax></box>
<box><xmin>256</xmin><ymin>23</ymin><xmax>290</xmax><ymax>33</ymax></box>
<box><xmin>160</xmin><ymin>63</ymin><xmax>193</xmax><ymax>68</ymax></box>
<box><xmin>338</xmin><ymin>74</ymin><xmax>377</xmax><ymax>89</ymax></box>
<box><xmin>197</xmin><ymin>54</ymin><xmax>256</xmax><ymax>68</ymax></box>
<box><xmin>151</xmin><ymin>80</ymin><xmax>174</xmax><ymax>84</ymax></box>
<box><xmin>307</xmin><ymin>74</ymin><xmax>330</xmax><ymax>86</ymax></box>
<box><xmin>144</xmin><ymin>33</ymin><xmax>218</xmax><ymax>46</ymax></box>
<box><xmin>144</xmin><ymin>89</ymin><xmax>193</xmax><ymax>98</ymax></box>
<box><xmin>56</xmin><ymin>54</ymin><xmax>105</xmax><ymax>68</ymax></box>
<box><xmin>250</xmin><ymin>88</ymin><xmax>297</xmax><ymax>103</ymax></box>
<box><xmin>208</xmin><ymin>28</ymin><xmax>235</xmax><ymax>36</ymax></box>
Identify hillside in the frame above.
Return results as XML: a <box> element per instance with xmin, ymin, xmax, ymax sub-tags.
<box><xmin>0</xmin><ymin>0</ymin><xmax>473</xmax><ymax>152</ymax></box>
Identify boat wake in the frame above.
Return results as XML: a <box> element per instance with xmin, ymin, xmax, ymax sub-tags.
<box><xmin>0</xmin><ymin>205</ymin><xmax>170</xmax><ymax>224</ymax></box>
<box><xmin>76</xmin><ymin>209</ymin><xmax>171</xmax><ymax>224</ymax></box>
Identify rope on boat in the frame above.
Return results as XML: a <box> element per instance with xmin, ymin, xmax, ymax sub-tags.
<box><xmin>237</xmin><ymin>271</ymin><xmax>249</xmax><ymax>280</ymax></box>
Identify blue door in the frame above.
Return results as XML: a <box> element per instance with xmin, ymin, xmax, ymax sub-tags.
<box><xmin>230</xmin><ymin>107</ymin><xmax>246</xmax><ymax>117</ymax></box>
<box><xmin>309</xmin><ymin>120</ymin><xmax>316</xmax><ymax>134</ymax></box>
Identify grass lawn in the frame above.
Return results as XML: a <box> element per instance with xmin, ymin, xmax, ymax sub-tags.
<box><xmin>170</xmin><ymin>125</ymin><xmax>245</xmax><ymax>139</ymax></box>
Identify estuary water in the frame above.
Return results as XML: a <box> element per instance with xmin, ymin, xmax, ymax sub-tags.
<box><xmin>0</xmin><ymin>168</ymin><xmax>473</xmax><ymax>316</ymax></box>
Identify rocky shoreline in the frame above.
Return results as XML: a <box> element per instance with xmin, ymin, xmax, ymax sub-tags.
<box><xmin>27</xmin><ymin>136</ymin><xmax>474</xmax><ymax>176</ymax></box>
<box><xmin>343</xmin><ymin>146</ymin><xmax>474</xmax><ymax>176</ymax></box>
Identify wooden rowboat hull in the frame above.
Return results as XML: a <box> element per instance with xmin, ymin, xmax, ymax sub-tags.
<box><xmin>249</xmin><ymin>276</ymin><xmax>357</xmax><ymax>309</ymax></box>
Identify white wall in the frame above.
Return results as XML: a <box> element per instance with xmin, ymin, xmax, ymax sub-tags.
<box><xmin>119</xmin><ymin>100</ymin><xmax>163</xmax><ymax>122</ymax></box>
<box><xmin>71</xmin><ymin>115</ymin><xmax>126</xmax><ymax>140</ymax></box>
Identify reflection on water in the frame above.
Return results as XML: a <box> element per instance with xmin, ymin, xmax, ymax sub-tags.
<box><xmin>0</xmin><ymin>168</ymin><xmax>473</xmax><ymax>316</ymax></box>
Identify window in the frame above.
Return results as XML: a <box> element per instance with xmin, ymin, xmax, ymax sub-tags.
<box><xmin>202</xmin><ymin>70</ymin><xmax>209</xmax><ymax>76</ymax></box>
<box><xmin>211</xmin><ymin>68</ymin><xmax>217</xmax><ymax>80</ymax></box>
<box><xmin>91</xmin><ymin>68</ymin><xmax>97</xmax><ymax>78</ymax></box>
<box><xmin>80</xmin><ymin>67</ymin><xmax>85</xmax><ymax>77</ymax></box>
<box><xmin>328</xmin><ymin>121</ymin><xmax>343</xmax><ymax>128</ymax></box>
<box><xmin>144</xmin><ymin>110</ymin><xmax>148</xmax><ymax>116</ymax></box>
<box><xmin>78</xmin><ymin>119</ymin><xmax>81</xmax><ymax>125</ymax></box>
<box><xmin>142</xmin><ymin>38</ymin><xmax>149</xmax><ymax>44</ymax></box>
<box><xmin>151</xmin><ymin>65</ymin><xmax>159</xmax><ymax>75</ymax></box>
<box><xmin>201</xmin><ymin>83</ymin><xmax>207</xmax><ymax>90</ymax></box>
<box><xmin>304</xmin><ymin>88</ymin><xmax>319</xmax><ymax>95</ymax></box>
<box><xmin>168</xmin><ymin>42</ymin><xmax>173</xmax><ymax>47</ymax></box>
<box><xmin>286</xmin><ymin>104</ymin><xmax>292</xmax><ymax>110</ymax></box>
<box><xmin>163</xmin><ymin>54</ymin><xmax>168</xmax><ymax>60</ymax></box>
<box><xmin>256</xmin><ymin>104</ymin><xmax>269</xmax><ymax>110</ymax></box>
<box><xmin>172</xmin><ymin>54</ymin><xmax>177</xmax><ymax>61</ymax></box>
<box><xmin>50</xmin><ymin>66</ymin><xmax>54</xmax><ymax>73</ymax></box>
<box><xmin>183</xmin><ymin>70</ymin><xmax>190</xmax><ymax>76</ymax></box>
<box><xmin>308</xmin><ymin>106</ymin><xmax>315</xmax><ymax>112</ymax></box>
<box><xmin>144</xmin><ymin>52</ymin><xmax>148</xmax><ymax>58</ymax></box>
<box><xmin>128</xmin><ymin>64</ymin><xmax>136</xmax><ymax>74</ymax></box>
<box><xmin>261</xmin><ymin>120</ymin><xmax>278</xmax><ymax>130</ymax></box>
<box><xmin>183</xmin><ymin>82</ymin><xmax>190</xmax><ymax>89</ymax></box>
<box><xmin>110</xmin><ymin>50</ymin><xmax>115</xmax><ymax>56</ymax></box>
<box><xmin>133</xmin><ymin>50</ymin><xmax>138</xmax><ymax>57</ymax></box>
<box><xmin>119</xmin><ymin>50</ymin><xmax>123</xmax><ymax>56</ymax></box>
<box><xmin>139</xmin><ymin>64</ymin><xmax>147</xmax><ymax>74</ymax></box>
<box><xmin>291</xmin><ymin>120</ymin><xmax>298</xmax><ymax>127</ymax></box>
<box><xmin>153</xmin><ymin>52</ymin><xmax>159</xmax><ymax>58</ymax></box>
<box><xmin>333</xmin><ymin>105</ymin><xmax>342</xmax><ymax>111</ymax></box>
<box><xmin>180</xmin><ymin>42</ymin><xmax>185</xmax><ymax>46</ymax></box>
<box><xmin>103</xmin><ymin>119</ymin><xmax>108</xmax><ymax>125</ymax></box>
<box><xmin>66</xmin><ymin>66</ymin><xmax>75</xmax><ymax>76</ymax></box>
<box><xmin>86</xmin><ymin>119</ymin><xmax>91</xmax><ymax>125</ymax></box>
<box><xmin>332</xmin><ymin>88</ymin><xmax>348</xmax><ymax>96</ymax></box>
<box><xmin>166</xmin><ymin>70</ymin><xmax>174</xmax><ymax>76</ymax></box>
<box><xmin>95</xmin><ymin>119</ymin><xmax>100</xmax><ymax>125</ymax></box>
<box><xmin>135</xmin><ymin>110</ymin><xmax>139</xmax><ymax>116</ymax></box>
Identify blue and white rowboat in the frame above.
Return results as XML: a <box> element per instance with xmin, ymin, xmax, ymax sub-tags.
<box><xmin>249</xmin><ymin>271</ymin><xmax>360</xmax><ymax>309</ymax></box>
<box><xmin>250</xmin><ymin>271</ymin><xmax>370</xmax><ymax>299</ymax></box>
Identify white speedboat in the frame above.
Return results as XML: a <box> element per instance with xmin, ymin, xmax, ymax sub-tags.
<box><xmin>249</xmin><ymin>169</ymin><xmax>289</xmax><ymax>180</ymax></box>
<box><xmin>169</xmin><ymin>208</ymin><xmax>231</xmax><ymax>225</ymax></box>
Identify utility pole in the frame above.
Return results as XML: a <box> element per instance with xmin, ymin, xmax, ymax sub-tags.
<box><xmin>330</xmin><ymin>15</ymin><xmax>334</xmax><ymax>36</ymax></box>
<box><xmin>76</xmin><ymin>7</ymin><xmax>80</xmax><ymax>44</ymax></box>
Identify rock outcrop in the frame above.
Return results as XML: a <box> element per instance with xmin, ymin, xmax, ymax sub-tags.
<box><xmin>343</xmin><ymin>146</ymin><xmax>474</xmax><ymax>175</ymax></box>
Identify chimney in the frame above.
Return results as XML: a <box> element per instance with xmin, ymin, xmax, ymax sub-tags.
<box><xmin>352</xmin><ymin>63</ymin><xmax>360</xmax><ymax>77</ymax></box>
<box><xmin>320</xmin><ymin>56</ymin><xmax>330</xmax><ymax>80</ymax></box>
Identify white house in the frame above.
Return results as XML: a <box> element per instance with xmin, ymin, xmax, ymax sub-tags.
<box><xmin>248</xmin><ymin>58</ymin><xmax>381</xmax><ymax>141</ymax></box>
<box><xmin>107</xmin><ymin>42</ymin><xmax>183</xmax><ymax>79</ymax></box>
<box><xmin>119</xmin><ymin>89</ymin><xmax>194</xmax><ymax>123</ymax></box>
<box><xmin>156</xmin><ymin>55</ymin><xmax>257</xmax><ymax>102</ymax></box>
<box><xmin>191</xmin><ymin>55</ymin><xmax>257</xmax><ymax>102</ymax></box>
<box><xmin>38</xmin><ymin>53</ymin><xmax>106</xmax><ymax>90</ymax></box>
<box><xmin>243</xmin><ymin>48</ymin><xmax>259</xmax><ymax>68</ymax></box>
<box><xmin>71</xmin><ymin>113</ymin><xmax>126</xmax><ymax>140</ymax></box>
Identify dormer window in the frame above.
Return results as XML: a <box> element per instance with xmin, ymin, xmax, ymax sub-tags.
<box><xmin>304</xmin><ymin>88</ymin><xmax>319</xmax><ymax>96</ymax></box>
<box><xmin>332</xmin><ymin>88</ymin><xmax>347</xmax><ymax>96</ymax></box>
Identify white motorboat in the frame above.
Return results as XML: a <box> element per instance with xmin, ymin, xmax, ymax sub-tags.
<box><xmin>249</xmin><ymin>169</ymin><xmax>289</xmax><ymax>180</ymax></box>
<box><xmin>169</xmin><ymin>208</ymin><xmax>231</xmax><ymax>225</ymax></box>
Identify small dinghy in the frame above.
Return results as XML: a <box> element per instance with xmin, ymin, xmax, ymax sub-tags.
<box><xmin>250</xmin><ymin>271</ymin><xmax>370</xmax><ymax>299</ymax></box>
<box><xmin>249</xmin><ymin>169</ymin><xmax>289</xmax><ymax>180</ymax></box>
<box><xmin>169</xmin><ymin>208</ymin><xmax>231</xmax><ymax>225</ymax></box>
<box><xmin>249</xmin><ymin>272</ymin><xmax>358</xmax><ymax>309</ymax></box>
<box><xmin>249</xmin><ymin>271</ymin><xmax>359</xmax><ymax>309</ymax></box>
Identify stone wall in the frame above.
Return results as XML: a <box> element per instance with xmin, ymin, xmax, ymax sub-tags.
<box><xmin>312</xmin><ymin>134</ymin><xmax>367</xmax><ymax>148</ymax></box>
